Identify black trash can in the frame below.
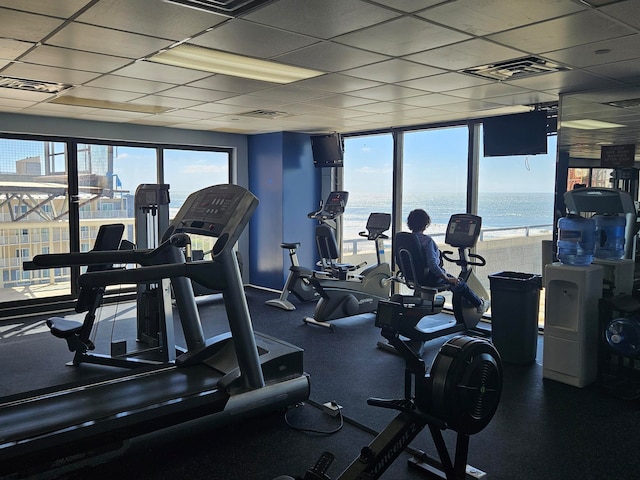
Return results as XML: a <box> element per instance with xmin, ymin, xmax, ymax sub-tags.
<box><xmin>488</xmin><ymin>271</ymin><xmax>543</xmax><ymax>364</ymax></box>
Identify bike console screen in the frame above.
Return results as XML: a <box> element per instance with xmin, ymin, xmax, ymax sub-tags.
<box><xmin>323</xmin><ymin>191</ymin><xmax>349</xmax><ymax>217</ymax></box>
<box><xmin>445</xmin><ymin>214</ymin><xmax>482</xmax><ymax>248</ymax></box>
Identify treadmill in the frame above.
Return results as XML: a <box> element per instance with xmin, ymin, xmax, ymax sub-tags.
<box><xmin>2</xmin><ymin>184</ymin><xmax>309</xmax><ymax>476</ymax></box>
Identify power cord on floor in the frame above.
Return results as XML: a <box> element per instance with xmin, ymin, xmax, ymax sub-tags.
<box><xmin>283</xmin><ymin>401</ymin><xmax>344</xmax><ymax>435</ymax></box>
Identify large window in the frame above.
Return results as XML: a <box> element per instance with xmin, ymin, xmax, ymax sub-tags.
<box><xmin>341</xmin><ymin>134</ymin><xmax>393</xmax><ymax>269</ymax></box>
<box><xmin>0</xmin><ymin>137</ymin><xmax>231</xmax><ymax>314</ymax></box>
<box><xmin>476</xmin><ymin>133</ymin><xmax>557</xmax><ymax>289</ymax></box>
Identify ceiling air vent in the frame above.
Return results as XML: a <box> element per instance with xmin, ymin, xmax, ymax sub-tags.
<box><xmin>240</xmin><ymin>109</ymin><xmax>290</xmax><ymax>119</ymax></box>
<box><xmin>0</xmin><ymin>76</ymin><xmax>72</xmax><ymax>94</ymax></box>
<box><xmin>463</xmin><ymin>56</ymin><xmax>570</xmax><ymax>81</ymax></box>
<box><xmin>164</xmin><ymin>0</ymin><xmax>274</xmax><ymax>17</ymax></box>
<box><xmin>603</xmin><ymin>98</ymin><xmax>640</xmax><ymax>109</ymax></box>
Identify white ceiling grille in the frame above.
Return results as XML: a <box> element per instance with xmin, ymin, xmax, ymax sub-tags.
<box><xmin>603</xmin><ymin>98</ymin><xmax>640</xmax><ymax>109</ymax></box>
<box><xmin>463</xmin><ymin>56</ymin><xmax>570</xmax><ymax>81</ymax></box>
<box><xmin>240</xmin><ymin>109</ymin><xmax>290</xmax><ymax>119</ymax></box>
<box><xmin>163</xmin><ymin>0</ymin><xmax>274</xmax><ymax>17</ymax></box>
<box><xmin>0</xmin><ymin>76</ymin><xmax>72</xmax><ymax>94</ymax></box>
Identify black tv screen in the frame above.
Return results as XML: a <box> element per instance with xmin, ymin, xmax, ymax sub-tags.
<box><xmin>483</xmin><ymin>111</ymin><xmax>548</xmax><ymax>157</ymax></box>
<box><xmin>311</xmin><ymin>133</ymin><xmax>344</xmax><ymax>168</ymax></box>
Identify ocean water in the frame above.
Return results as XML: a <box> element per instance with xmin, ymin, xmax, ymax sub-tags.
<box><xmin>343</xmin><ymin>192</ymin><xmax>555</xmax><ymax>239</ymax></box>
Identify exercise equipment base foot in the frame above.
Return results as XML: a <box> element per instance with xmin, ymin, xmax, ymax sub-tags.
<box><xmin>408</xmin><ymin>455</ymin><xmax>487</xmax><ymax>480</ymax></box>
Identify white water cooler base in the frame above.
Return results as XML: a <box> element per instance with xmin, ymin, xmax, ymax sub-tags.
<box><xmin>543</xmin><ymin>263</ymin><xmax>603</xmax><ymax>388</ymax></box>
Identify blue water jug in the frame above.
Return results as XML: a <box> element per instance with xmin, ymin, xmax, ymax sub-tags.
<box><xmin>594</xmin><ymin>214</ymin><xmax>626</xmax><ymax>260</ymax></box>
<box><xmin>557</xmin><ymin>214</ymin><xmax>595</xmax><ymax>265</ymax></box>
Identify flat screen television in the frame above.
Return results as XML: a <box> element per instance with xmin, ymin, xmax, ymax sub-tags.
<box><xmin>311</xmin><ymin>133</ymin><xmax>344</xmax><ymax>168</ymax></box>
<box><xmin>483</xmin><ymin>110</ymin><xmax>548</xmax><ymax>157</ymax></box>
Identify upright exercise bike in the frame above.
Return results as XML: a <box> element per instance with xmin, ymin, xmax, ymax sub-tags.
<box><xmin>303</xmin><ymin>211</ymin><xmax>392</xmax><ymax>330</ymax></box>
<box><xmin>378</xmin><ymin>213</ymin><xmax>488</xmax><ymax>354</ymax></box>
<box><xmin>266</xmin><ymin>191</ymin><xmax>363</xmax><ymax>311</ymax></box>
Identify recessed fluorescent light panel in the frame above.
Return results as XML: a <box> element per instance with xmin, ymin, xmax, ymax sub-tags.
<box><xmin>49</xmin><ymin>96</ymin><xmax>171</xmax><ymax>114</ymax></box>
<box><xmin>561</xmin><ymin>119</ymin><xmax>626</xmax><ymax>130</ymax></box>
<box><xmin>147</xmin><ymin>44</ymin><xmax>324</xmax><ymax>84</ymax></box>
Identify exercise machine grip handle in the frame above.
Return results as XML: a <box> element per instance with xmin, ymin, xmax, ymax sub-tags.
<box><xmin>79</xmin><ymin>263</ymin><xmax>188</xmax><ymax>287</ymax></box>
<box><xmin>25</xmin><ymin>250</ymin><xmax>151</xmax><ymax>270</ymax></box>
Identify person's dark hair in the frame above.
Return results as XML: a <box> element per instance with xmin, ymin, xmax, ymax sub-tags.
<box><xmin>407</xmin><ymin>209</ymin><xmax>431</xmax><ymax>232</ymax></box>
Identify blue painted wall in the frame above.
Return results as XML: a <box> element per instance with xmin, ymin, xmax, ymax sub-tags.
<box><xmin>248</xmin><ymin>132</ymin><xmax>320</xmax><ymax>289</ymax></box>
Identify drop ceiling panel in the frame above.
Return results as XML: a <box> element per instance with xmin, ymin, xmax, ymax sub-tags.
<box><xmin>75</xmin><ymin>0</ymin><xmax>224</xmax><ymax>40</ymax></box>
<box><xmin>112</xmin><ymin>61</ymin><xmax>212</xmax><ymax>84</ymax></box>
<box><xmin>340</xmin><ymin>59</ymin><xmax>444</xmax><ymax>83</ymax></box>
<box><xmin>2</xmin><ymin>62</ymin><xmax>99</xmax><ymax>85</ymax></box>
<box><xmin>586</xmin><ymin>59</ymin><xmax>640</xmax><ymax>83</ymax></box>
<box><xmin>367</xmin><ymin>0</ymin><xmax>444</xmax><ymax>13</ymax></box>
<box><xmin>504</xmin><ymin>68</ymin><xmax>622</xmax><ymax>93</ymax></box>
<box><xmin>0</xmin><ymin>0</ymin><xmax>93</xmax><ymax>17</ymax></box>
<box><xmin>600</xmin><ymin>1</ymin><xmax>640</xmax><ymax>29</ymax></box>
<box><xmin>274</xmin><ymin>42</ymin><xmax>388</xmax><ymax>72</ymax></box>
<box><xmin>156</xmin><ymin>86</ymin><xmax>236</xmax><ymax>102</ymax></box>
<box><xmin>189</xmin><ymin>75</ymin><xmax>277</xmax><ymax>94</ymax></box>
<box><xmin>405</xmin><ymin>39</ymin><xmax>526</xmax><ymax>71</ymax></box>
<box><xmin>244</xmin><ymin>0</ymin><xmax>399</xmax><ymax>39</ymax></box>
<box><xmin>47</xmin><ymin>22</ymin><xmax>173</xmax><ymax>59</ymax></box>
<box><xmin>488</xmin><ymin>10</ymin><xmax>636</xmax><ymax>54</ymax></box>
<box><xmin>335</xmin><ymin>17</ymin><xmax>471</xmax><ymax>56</ymax></box>
<box><xmin>419</xmin><ymin>0</ymin><xmax>586</xmax><ymax>36</ymax></box>
<box><xmin>191</xmin><ymin>19</ymin><xmax>319</xmax><ymax>58</ymax></box>
<box><xmin>0</xmin><ymin>38</ymin><xmax>34</xmax><ymax>64</ymax></box>
<box><xmin>0</xmin><ymin>8</ymin><xmax>65</xmax><ymax>43</ymax></box>
<box><xmin>398</xmin><ymin>72</ymin><xmax>492</xmax><ymax>93</ymax></box>
<box><xmin>347</xmin><ymin>84</ymin><xmax>428</xmax><ymax>102</ymax></box>
<box><xmin>60</xmin><ymin>85</ymin><xmax>143</xmax><ymax>102</ymax></box>
<box><xmin>543</xmin><ymin>34</ymin><xmax>640</xmax><ymax>68</ymax></box>
<box><xmin>21</xmin><ymin>45</ymin><xmax>132</xmax><ymax>73</ymax></box>
<box><xmin>292</xmin><ymin>74</ymin><xmax>382</xmax><ymax>94</ymax></box>
<box><xmin>85</xmin><ymin>75</ymin><xmax>176</xmax><ymax>95</ymax></box>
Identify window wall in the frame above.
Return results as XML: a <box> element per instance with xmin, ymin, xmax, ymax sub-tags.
<box><xmin>342</xmin><ymin>134</ymin><xmax>393</xmax><ymax>269</ymax></box>
<box><xmin>476</xmin><ymin>133</ymin><xmax>558</xmax><ymax>294</ymax></box>
<box><xmin>0</xmin><ymin>136</ymin><xmax>230</xmax><ymax>314</ymax></box>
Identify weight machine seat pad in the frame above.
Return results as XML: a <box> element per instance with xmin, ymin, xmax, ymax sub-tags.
<box><xmin>46</xmin><ymin>317</ymin><xmax>83</xmax><ymax>338</ymax></box>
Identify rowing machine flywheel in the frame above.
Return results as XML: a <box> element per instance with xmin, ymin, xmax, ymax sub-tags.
<box><xmin>428</xmin><ymin>335</ymin><xmax>503</xmax><ymax>435</ymax></box>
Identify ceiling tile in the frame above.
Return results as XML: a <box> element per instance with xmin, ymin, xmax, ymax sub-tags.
<box><xmin>85</xmin><ymin>75</ymin><xmax>176</xmax><ymax>95</ymax></box>
<box><xmin>112</xmin><ymin>61</ymin><xmax>212</xmax><ymax>84</ymax></box>
<box><xmin>366</xmin><ymin>0</ymin><xmax>444</xmax><ymax>13</ymax></box>
<box><xmin>191</xmin><ymin>19</ymin><xmax>319</xmax><ymax>58</ymax></box>
<box><xmin>543</xmin><ymin>34</ymin><xmax>640</xmax><ymax>68</ymax></box>
<box><xmin>2</xmin><ymin>62</ymin><xmax>99</xmax><ymax>85</ymax></box>
<box><xmin>0</xmin><ymin>38</ymin><xmax>34</xmax><ymax>63</ymax></box>
<box><xmin>347</xmin><ymin>84</ymin><xmax>427</xmax><ymax>101</ymax></box>
<box><xmin>292</xmin><ymin>74</ymin><xmax>382</xmax><ymax>94</ymax></box>
<box><xmin>419</xmin><ymin>0</ymin><xmax>585</xmax><ymax>36</ymax></box>
<box><xmin>585</xmin><ymin>59</ymin><xmax>640</xmax><ymax>83</ymax></box>
<box><xmin>341</xmin><ymin>59</ymin><xmax>444</xmax><ymax>83</ymax></box>
<box><xmin>274</xmin><ymin>42</ymin><xmax>388</xmax><ymax>73</ymax></box>
<box><xmin>188</xmin><ymin>75</ymin><xmax>277</xmax><ymax>94</ymax></box>
<box><xmin>20</xmin><ymin>45</ymin><xmax>132</xmax><ymax>73</ymax></box>
<box><xmin>600</xmin><ymin>0</ymin><xmax>640</xmax><ymax>29</ymax></box>
<box><xmin>0</xmin><ymin>8</ymin><xmax>65</xmax><ymax>43</ymax></box>
<box><xmin>244</xmin><ymin>0</ymin><xmax>399</xmax><ymax>39</ymax></box>
<box><xmin>398</xmin><ymin>72</ymin><xmax>492</xmax><ymax>93</ymax></box>
<box><xmin>488</xmin><ymin>10</ymin><xmax>636</xmax><ymax>54</ymax></box>
<box><xmin>75</xmin><ymin>0</ymin><xmax>224</xmax><ymax>40</ymax></box>
<box><xmin>405</xmin><ymin>39</ymin><xmax>526</xmax><ymax>71</ymax></box>
<box><xmin>157</xmin><ymin>86</ymin><xmax>239</xmax><ymax>102</ymax></box>
<box><xmin>336</xmin><ymin>17</ymin><xmax>471</xmax><ymax>56</ymax></box>
<box><xmin>0</xmin><ymin>0</ymin><xmax>93</xmax><ymax>17</ymax></box>
<box><xmin>47</xmin><ymin>22</ymin><xmax>173</xmax><ymax>59</ymax></box>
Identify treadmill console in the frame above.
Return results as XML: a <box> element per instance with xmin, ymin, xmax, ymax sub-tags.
<box><xmin>162</xmin><ymin>184</ymin><xmax>258</xmax><ymax>258</ymax></box>
<box><xmin>323</xmin><ymin>191</ymin><xmax>349</xmax><ymax>217</ymax></box>
<box><xmin>445</xmin><ymin>214</ymin><xmax>482</xmax><ymax>248</ymax></box>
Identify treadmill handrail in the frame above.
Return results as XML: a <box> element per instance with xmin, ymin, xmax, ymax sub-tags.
<box><xmin>25</xmin><ymin>248</ymin><xmax>154</xmax><ymax>270</ymax></box>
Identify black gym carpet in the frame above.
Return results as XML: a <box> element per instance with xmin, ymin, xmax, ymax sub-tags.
<box><xmin>1</xmin><ymin>287</ymin><xmax>640</xmax><ymax>480</ymax></box>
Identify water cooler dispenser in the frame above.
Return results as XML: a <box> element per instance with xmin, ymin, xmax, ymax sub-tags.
<box><xmin>543</xmin><ymin>263</ymin><xmax>603</xmax><ymax>387</ymax></box>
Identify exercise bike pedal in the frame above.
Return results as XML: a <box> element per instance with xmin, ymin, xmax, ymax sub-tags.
<box><xmin>304</xmin><ymin>451</ymin><xmax>335</xmax><ymax>480</ymax></box>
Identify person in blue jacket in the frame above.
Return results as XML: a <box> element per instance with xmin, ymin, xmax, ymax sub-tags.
<box><xmin>407</xmin><ymin>209</ymin><xmax>489</xmax><ymax>315</ymax></box>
